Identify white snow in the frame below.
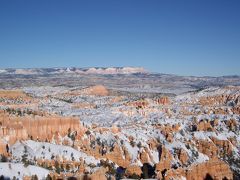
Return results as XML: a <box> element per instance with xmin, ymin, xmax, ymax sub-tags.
<box><xmin>194</xmin><ymin>152</ymin><xmax>209</xmax><ymax>164</ymax></box>
<box><xmin>194</xmin><ymin>131</ymin><xmax>210</xmax><ymax>140</ymax></box>
<box><xmin>0</xmin><ymin>163</ymin><xmax>49</xmax><ymax>179</ymax></box>
<box><xmin>11</xmin><ymin>140</ymin><xmax>99</xmax><ymax>165</ymax></box>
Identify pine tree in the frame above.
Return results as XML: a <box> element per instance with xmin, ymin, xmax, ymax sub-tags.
<box><xmin>22</xmin><ymin>145</ymin><xmax>29</xmax><ymax>167</ymax></box>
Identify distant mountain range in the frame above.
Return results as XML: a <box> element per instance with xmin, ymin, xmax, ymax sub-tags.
<box><xmin>0</xmin><ymin>67</ymin><xmax>239</xmax><ymax>94</ymax></box>
<box><xmin>0</xmin><ymin>67</ymin><xmax>147</xmax><ymax>75</ymax></box>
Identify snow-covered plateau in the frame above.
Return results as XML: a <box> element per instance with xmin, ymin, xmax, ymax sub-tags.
<box><xmin>0</xmin><ymin>70</ymin><xmax>239</xmax><ymax>179</ymax></box>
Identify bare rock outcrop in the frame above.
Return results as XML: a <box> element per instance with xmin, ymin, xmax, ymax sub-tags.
<box><xmin>186</xmin><ymin>158</ymin><xmax>233</xmax><ymax>180</ymax></box>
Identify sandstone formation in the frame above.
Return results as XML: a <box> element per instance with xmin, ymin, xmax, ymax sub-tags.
<box><xmin>185</xmin><ymin>158</ymin><xmax>233</xmax><ymax>180</ymax></box>
<box><xmin>0</xmin><ymin>86</ymin><xmax>239</xmax><ymax>179</ymax></box>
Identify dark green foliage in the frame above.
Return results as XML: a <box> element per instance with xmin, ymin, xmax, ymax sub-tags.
<box><xmin>51</xmin><ymin>154</ymin><xmax>55</xmax><ymax>160</ymax></box>
<box><xmin>137</xmin><ymin>142</ymin><xmax>142</xmax><ymax>148</ymax></box>
<box><xmin>22</xmin><ymin>145</ymin><xmax>29</xmax><ymax>167</ymax></box>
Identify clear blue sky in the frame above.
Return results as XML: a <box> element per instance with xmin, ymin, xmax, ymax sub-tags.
<box><xmin>0</xmin><ymin>0</ymin><xmax>239</xmax><ymax>76</ymax></box>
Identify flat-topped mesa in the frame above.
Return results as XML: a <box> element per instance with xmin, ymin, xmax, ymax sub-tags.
<box><xmin>81</xmin><ymin>85</ymin><xmax>109</xmax><ymax>96</ymax></box>
<box><xmin>61</xmin><ymin>85</ymin><xmax>109</xmax><ymax>97</ymax></box>
<box><xmin>0</xmin><ymin>67</ymin><xmax>147</xmax><ymax>75</ymax></box>
<box><xmin>85</xmin><ymin>67</ymin><xmax>146</xmax><ymax>74</ymax></box>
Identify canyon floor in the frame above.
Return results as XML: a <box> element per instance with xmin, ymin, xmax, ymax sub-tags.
<box><xmin>0</xmin><ymin>67</ymin><xmax>240</xmax><ymax>180</ymax></box>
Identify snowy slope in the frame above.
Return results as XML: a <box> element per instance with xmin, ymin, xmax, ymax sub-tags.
<box><xmin>11</xmin><ymin>140</ymin><xmax>99</xmax><ymax>165</ymax></box>
<box><xmin>0</xmin><ymin>163</ymin><xmax>49</xmax><ymax>179</ymax></box>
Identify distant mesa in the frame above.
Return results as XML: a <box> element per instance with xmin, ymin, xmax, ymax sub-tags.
<box><xmin>85</xmin><ymin>67</ymin><xmax>146</xmax><ymax>74</ymax></box>
<box><xmin>0</xmin><ymin>67</ymin><xmax>147</xmax><ymax>75</ymax></box>
<box><xmin>82</xmin><ymin>85</ymin><xmax>109</xmax><ymax>96</ymax></box>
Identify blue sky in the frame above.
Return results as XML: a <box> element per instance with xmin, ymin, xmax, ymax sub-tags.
<box><xmin>0</xmin><ymin>0</ymin><xmax>239</xmax><ymax>76</ymax></box>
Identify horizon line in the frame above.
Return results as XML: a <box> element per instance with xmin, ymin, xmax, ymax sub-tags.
<box><xmin>0</xmin><ymin>66</ymin><xmax>239</xmax><ymax>78</ymax></box>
